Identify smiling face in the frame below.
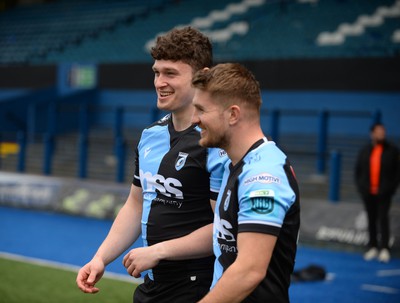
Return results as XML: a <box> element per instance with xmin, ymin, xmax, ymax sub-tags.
<box><xmin>191</xmin><ymin>63</ymin><xmax>265</xmax><ymax>160</ymax></box>
<box><xmin>192</xmin><ymin>89</ymin><xmax>230</xmax><ymax>149</ymax></box>
<box><xmin>153</xmin><ymin>60</ymin><xmax>195</xmax><ymax>113</ymax></box>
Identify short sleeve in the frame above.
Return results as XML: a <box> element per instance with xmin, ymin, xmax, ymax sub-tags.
<box><xmin>207</xmin><ymin>148</ymin><xmax>229</xmax><ymax>200</ymax></box>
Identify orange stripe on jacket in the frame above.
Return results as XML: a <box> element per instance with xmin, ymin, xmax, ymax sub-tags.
<box><xmin>369</xmin><ymin>144</ymin><xmax>383</xmax><ymax>195</ymax></box>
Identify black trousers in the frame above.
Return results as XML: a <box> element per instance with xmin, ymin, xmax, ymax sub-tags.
<box><xmin>133</xmin><ymin>270</ymin><xmax>212</xmax><ymax>303</ymax></box>
<box><xmin>363</xmin><ymin>194</ymin><xmax>392</xmax><ymax>249</ymax></box>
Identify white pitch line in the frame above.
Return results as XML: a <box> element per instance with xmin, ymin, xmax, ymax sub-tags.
<box><xmin>0</xmin><ymin>251</ymin><xmax>143</xmax><ymax>284</ymax></box>
<box><xmin>377</xmin><ymin>268</ymin><xmax>400</xmax><ymax>277</ymax></box>
<box><xmin>361</xmin><ymin>284</ymin><xmax>399</xmax><ymax>294</ymax></box>
<box><xmin>325</xmin><ymin>273</ymin><xmax>336</xmax><ymax>281</ymax></box>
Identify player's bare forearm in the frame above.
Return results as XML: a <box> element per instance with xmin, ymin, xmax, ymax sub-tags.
<box><xmin>95</xmin><ymin>185</ymin><xmax>143</xmax><ymax>264</ymax></box>
<box><xmin>123</xmin><ymin>223</ymin><xmax>213</xmax><ymax>277</ymax></box>
<box><xmin>198</xmin><ymin>232</ymin><xmax>276</xmax><ymax>302</ymax></box>
<box><xmin>160</xmin><ymin>223</ymin><xmax>214</xmax><ymax>260</ymax></box>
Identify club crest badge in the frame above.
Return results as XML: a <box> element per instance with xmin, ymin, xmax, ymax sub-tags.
<box><xmin>175</xmin><ymin>152</ymin><xmax>189</xmax><ymax>171</ymax></box>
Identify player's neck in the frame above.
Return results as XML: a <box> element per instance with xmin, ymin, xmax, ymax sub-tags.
<box><xmin>171</xmin><ymin>107</ymin><xmax>194</xmax><ymax>132</ymax></box>
<box><xmin>227</xmin><ymin>126</ymin><xmax>264</xmax><ymax>166</ymax></box>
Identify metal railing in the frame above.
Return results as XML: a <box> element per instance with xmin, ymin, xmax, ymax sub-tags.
<box><xmin>1</xmin><ymin>92</ymin><xmax>381</xmax><ymax>201</ymax></box>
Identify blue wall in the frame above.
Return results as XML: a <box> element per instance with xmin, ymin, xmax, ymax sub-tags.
<box><xmin>262</xmin><ymin>91</ymin><xmax>400</xmax><ymax>137</ymax></box>
<box><xmin>97</xmin><ymin>89</ymin><xmax>159</xmax><ymax>132</ymax></box>
<box><xmin>0</xmin><ymin>89</ymin><xmax>31</xmax><ymax>101</ymax></box>
<box><xmin>1</xmin><ymin>89</ymin><xmax>399</xmax><ymax>139</ymax></box>
<box><xmin>97</xmin><ymin>89</ymin><xmax>400</xmax><ymax>138</ymax></box>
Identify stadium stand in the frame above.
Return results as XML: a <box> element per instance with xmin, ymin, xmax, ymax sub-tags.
<box><xmin>0</xmin><ymin>0</ymin><xmax>399</xmax><ymax>202</ymax></box>
<box><xmin>0</xmin><ymin>0</ymin><xmax>399</xmax><ymax>64</ymax></box>
<box><xmin>1</xmin><ymin>4</ymin><xmax>400</xmax><ymax>295</ymax></box>
<box><xmin>0</xmin><ymin>0</ymin><xmax>167</xmax><ymax>64</ymax></box>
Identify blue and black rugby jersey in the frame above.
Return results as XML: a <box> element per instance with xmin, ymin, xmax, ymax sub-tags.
<box><xmin>133</xmin><ymin>114</ymin><xmax>228</xmax><ymax>281</ymax></box>
<box><xmin>212</xmin><ymin>137</ymin><xmax>300</xmax><ymax>303</ymax></box>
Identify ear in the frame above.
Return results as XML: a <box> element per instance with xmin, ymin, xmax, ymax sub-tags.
<box><xmin>228</xmin><ymin>105</ymin><xmax>241</xmax><ymax>125</ymax></box>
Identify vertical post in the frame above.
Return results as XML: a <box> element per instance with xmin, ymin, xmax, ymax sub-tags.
<box><xmin>0</xmin><ymin>133</ymin><xmax>2</xmax><ymax>169</ymax></box>
<box><xmin>152</xmin><ymin>107</ymin><xmax>160</xmax><ymax>123</ymax></box>
<box><xmin>114</xmin><ymin>107</ymin><xmax>123</xmax><ymax>140</ymax></box>
<box><xmin>43</xmin><ymin>132</ymin><xmax>54</xmax><ymax>175</ymax></box>
<box><xmin>47</xmin><ymin>101</ymin><xmax>56</xmax><ymax>138</ymax></box>
<box><xmin>329</xmin><ymin>150</ymin><xmax>341</xmax><ymax>202</ymax></box>
<box><xmin>269</xmin><ymin>109</ymin><xmax>280</xmax><ymax>144</ymax></box>
<box><xmin>27</xmin><ymin>103</ymin><xmax>36</xmax><ymax>143</ymax></box>
<box><xmin>372</xmin><ymin>109</ymin><xmax>381</xmax><ymax>125</ymax></box>
<box><xmin>317</xmin><ymin>110</ymin><xmax>328</xmax><ymax>174</ymax></box>
<box><xmin>78</xmin><ymin>103</ymin><xmax>89</xmax><ymax>179</ymax></box>
<box><xmin>115</xmin><ymin>136</ymin><xmax>125</xmax><ymax>183</ymax></box>
<box><xmin>43</xmin><ymin>102</ymin><xmax>56</xmax><ymax>175</ymax></box>
<box><xmin>114</xmin><ymin>106</ymin><xmax>125</xmax><ymax>182</ymax></box>
<box><xmin>17</xmin><ymin>131</ymin><xmax>26</xmax><ymax>172</ymax></box>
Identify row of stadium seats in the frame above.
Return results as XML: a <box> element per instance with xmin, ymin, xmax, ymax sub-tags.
<box><xmin>0</xmin><ymin>0</ymin><xmax>399</xmax><ymax>65</ymax></box>
<box><xmin>214</xmin><ymin>0</ymin><xmax>400</xmax><ymax>60</ymax></box>
<box><xmin>316</xmin><ymin>0</ymin><xmax>400</xmax><ymax>46</ymax></box>
<box><xmin>0</xmin><ymin>0</ymin><xmax>167</xmax><ymax>64</ymax></box>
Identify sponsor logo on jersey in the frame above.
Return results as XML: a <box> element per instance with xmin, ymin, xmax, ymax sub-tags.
<box><xmin>219</xmin><ymin>149</ymin><xmax>227</xmax><ymax>157</ymax></box>
<box><xmin>140</xmin><ymin>170</ymin><xmax>184</xmax><ymax>199</ymax></box>
<box><xmin>214</xmin><ymin>213</ymin><xmax>237</xmax><ymax>253</ymax></box>
<box><xmin>249</xmin><ymin>189</ymin><xmax>275</xmax><ymax>214</ymax></box>
<box><xmin>215</xmin><ymin>213</ymin><xmax>236</xmax><ymax>242</ymax></box>
<box><xmin>243</xmin><ymin>173</ymin><xmax>280</xmax><ymax>186</ymax></box>
<box><xmin>153</xmin><ymin>196</ymin><xmax>183</xmax><ymax>208</ymax></box>
<box><xmin>175</xmin><ymin>152</ymin><xmax>188</xmax><ymax>171</ymax></box>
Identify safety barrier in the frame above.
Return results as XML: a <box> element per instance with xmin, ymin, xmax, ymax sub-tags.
<box><xmin>1</xmin><ymin>99</ymin><xmax>381</xmax><ymax>200</ymax></box>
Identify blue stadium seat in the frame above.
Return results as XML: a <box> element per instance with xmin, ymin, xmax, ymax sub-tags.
<box><xmin>0</xmin><ymin>0</ymin><xmax>398</xmax><ymax>64</ymax></box>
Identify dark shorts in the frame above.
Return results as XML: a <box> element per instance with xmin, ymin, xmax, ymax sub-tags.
<box><xmin>133</xmin><ymin>270</ymin><xmax>213</xmax><ymax>303</ymax></box>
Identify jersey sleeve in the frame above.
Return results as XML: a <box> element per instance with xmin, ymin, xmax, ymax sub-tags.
<box><xmin>132</xmin><ymin>140</ymin><xmax>141</xmax><ymax>187</ymax></box>
<box><xmin>237</xmin><ymin>151</ymin><xmax>296</xmax><ymax>236</ymax></box>
<box><xmin>207</xmin><ymin>148</ymin><xmax>229</xmax><ymax>201</ymax></box>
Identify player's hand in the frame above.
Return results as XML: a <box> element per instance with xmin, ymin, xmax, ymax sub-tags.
<box><xmin>123</xmin><ymin>246</ymin><xmax>161</xmax><ymax>278</ymax></box>
<box><xmin>76</xmin><ymin>258</ymin><xmax>105</xmax><ymax>294</ymax></box>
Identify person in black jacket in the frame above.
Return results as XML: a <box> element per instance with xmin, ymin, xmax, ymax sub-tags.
<box><xmin>355</xmin><ymin>122</ymin><xmax>400</xmax><ymax>263</ymax></box>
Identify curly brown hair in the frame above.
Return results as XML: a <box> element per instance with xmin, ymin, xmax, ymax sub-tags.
<box><xmin>150</xmin><ymin>26</ymin><xmax>213</xmax><ymax>73</ymax></box>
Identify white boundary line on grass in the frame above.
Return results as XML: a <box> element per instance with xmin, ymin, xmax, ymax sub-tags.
<box><xmin>377</xmin><ymin>268</ymin><xmax>400</xmax><ymax>277</ymax></box>
<box><xmin>0</xmin><ymin>251</ymin><xmax>144</xmax><ymax>284</ymax></box>
<box><xmin>361</xmin><ymin>284</ymin><xmax>399</xmax><ymax>294</ymax></box>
